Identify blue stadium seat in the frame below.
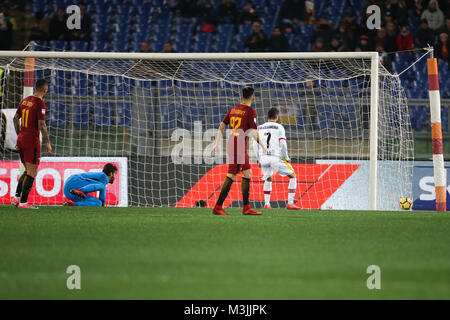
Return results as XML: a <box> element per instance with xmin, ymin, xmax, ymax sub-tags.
<box><xmin>91</xmin><ymin>40</ymin><xmax>109</xmax><ymax>52</ymax></box>
<box><xmin>93</xmin><ymin>102</ymin><xmax>113</xmax><ymax>126</ymax></box>
<box><xmin>71</xmin><ymin>72</ymin><xmax>89</xmax><ymax>96</ymax></box>
<box><xmin>193</xmin><ymin>33</ymin><xmax>213</xmax><ymax>53</ymax></box>
<box><xmin>317</xmin><ymin>105</ymin><xmax>335</xmax><ymax>130</ymax></box>
<box><xmin>182</xmin><ymin>105</ymin><xmax>205</xmax><ymax>130</ymax></box>
<box><xmin>210</xmin><ymin>105</ymin><xmax>228</xmax><ymax>127</ymax></box>
<box><xmin>92</xmin><ymin>75</ymin><xmax>110</xmax><ymax>96</ymax></box>
<box><xmin>49</xmin><ymin>40</ymin><xmax>67</xmax><ymax>51</ymax></box>
<box><xmin>73</xmin><ymin>102</ymin><xmax>90</xmax><ymax>128</ymax></box>
<box><xmin>113</xmin><ymin>76</ymin><xmax>131</xmax><ymax>96</ymax></box>
<box><xmin>161</xmin><ymin>104</ymin><xmax>181</xmax><ymax>131</ymax></box>
<box><xmin>49</xmin><ymin>70</ymin><xmax>69</xmax><ymax>95</ymax></box>
<box><xmin>48</xmin><ymin>102</ymin><xmax>66</xmax><ymax>127</ymax></box>
<box><xmin>117</xmin><ymin>103</ymin><xmax>133</xmax><ymax>127</ymax></box>
<box><xmin>69</xmin><ymin>41</ymin><xmax>88</xmax><ymax>51</ymax></box>
<box><xmin>158</xmin><ymin>80</ymin><xmax>174</xmax><ymax>97</ymax></box>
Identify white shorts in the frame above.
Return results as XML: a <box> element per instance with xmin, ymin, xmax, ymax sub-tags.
<box><xmin>259</xmin><ymin>156</ymin><xmax>294</xmax><ymax>180</ymax></box>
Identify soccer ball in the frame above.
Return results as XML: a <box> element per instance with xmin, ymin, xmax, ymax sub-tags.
<box><xmin>399</xmin><ymin>197</ymin><xmax>413</xmax><ymax>210</ymax></box>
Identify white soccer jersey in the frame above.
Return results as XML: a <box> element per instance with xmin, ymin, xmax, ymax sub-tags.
<box><xmin>256</xmin><ymin>121</ymin><xmax>287</xmax><ymax>158</ymax></box>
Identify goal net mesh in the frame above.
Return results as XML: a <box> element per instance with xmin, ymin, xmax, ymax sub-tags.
<box><xmin>0</xmin><ymin>48</ymin><xmax>414</xmax><ymax>209</ymax></box>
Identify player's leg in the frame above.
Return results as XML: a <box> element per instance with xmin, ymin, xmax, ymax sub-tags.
<box><xmin>263</xmin><ymin>176</ymin><xmax>273</xmax><ymax>209</ymax></box>
<box><xmin>72</xmin><ymin>194</ymin><xmax>102</xmax><ymax>207</ymax></box>
<box><xmin>241</xmin><ymin>158</ymin><xmax>261</xmax><ymax>215</ymax></box>
<box><xmin>12</xmin><ymin>147</ymin><xmax>27</xmax><ymax>205</ymax></box>
<box><xmin>17</xmin><ymin>143</ymin><xmax>41</xmax><ymax>209</ymax></box>
<box><xmin>276</xmin><ymin>159</ymin><xmax>301</xmax><ymax>210</ymax></box>
<box><xmin>213</xmin><ymin>172</ymin><xmax>236</xmax><ymax>215</ymax></box>
<box><xmin>260</xmin><ymin>157</ymin><xmax>274</xmax><ymax>209</ymax></box>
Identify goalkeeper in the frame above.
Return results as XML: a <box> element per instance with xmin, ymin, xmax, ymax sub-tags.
<box><xmin>63</xmin><ymin>163</ymin><xmax>117</xmax><ymax>206</ymax></box>
<box><xmin>253</xmin><ymin>108</ymin><xmax>300</xmax><ymax>210</ymax></box>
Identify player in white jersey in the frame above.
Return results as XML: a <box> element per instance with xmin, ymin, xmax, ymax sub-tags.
<box><xmin>252</xmin><ymin>108</ymin><xmax>301</xmax><ymax>210</ymax></box>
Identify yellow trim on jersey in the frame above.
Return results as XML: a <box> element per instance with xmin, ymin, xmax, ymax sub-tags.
<box><xmin>282</xmin><ymin>158</ymin><xmax>294</xmax><ymax>172</ymax></box>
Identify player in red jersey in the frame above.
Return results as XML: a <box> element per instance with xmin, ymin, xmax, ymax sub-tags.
<box><xmin>212</xmin><ymin>86</ymin><xmax>266</xmax><ymax>216</ymax></box>
<box><xmin>12</xmin><ymin>79</ymin><xmax>52</xmax><ymax>209</ymax></box>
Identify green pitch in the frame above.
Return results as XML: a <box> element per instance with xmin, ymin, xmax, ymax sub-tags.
<box><xmin>0</xmin><ymin>206</ymin><xmax>449</xmax><ymax>299</ymax></box>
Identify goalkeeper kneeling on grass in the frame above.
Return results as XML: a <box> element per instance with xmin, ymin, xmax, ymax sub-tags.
<box><xmin>63</xmin><ymin>163</ymin><xmax>117</xmax><ymax>206</ymax></box>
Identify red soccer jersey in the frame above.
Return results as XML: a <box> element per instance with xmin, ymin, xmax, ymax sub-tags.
<box><xmin>222</xmin><ymin>104</ymin><xmax>258</xmax><ymax>156</ymax></box>
<box><xmin>16</xmin><ymin>96</ymin><xmax>46</xmax><ymax>141</ymax></box>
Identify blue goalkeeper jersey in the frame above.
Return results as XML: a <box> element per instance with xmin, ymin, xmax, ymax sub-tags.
<box><xmin>64</xmin><ymin>172</ymin><xmax>109</xmax><ymax>206</ymax></box>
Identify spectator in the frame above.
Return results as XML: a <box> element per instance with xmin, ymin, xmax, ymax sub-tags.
<box><xmin>415</xmin><ymin>19</ymin><xmax>436</xmax><ymax>48</ymax></box>
<box><xmin>376</xmin><ymin>43</ymin><xmax>393</xmax><ymax>72</ymax></box>
<box><xmin>410</xmin><ymin>0</ymin><xmax>425</xmax><ymax>18</ymax></box>
<box><xmin>436</xmin><ymin>17</ymin><xmax>450</xmax><ymax>35</ymax></box>
<box><xmin>267</xmin><ymin>26</ymin><xmax>290</xmax><ymax>52</ymax></box>
<box><xmin>385</xmin><ymin>21</ymin><xmax>399</xmax><ymax>52</ymax></box>
<box><xmin>421</xmin><ymin>0</ymin><xmax>445</xmax><ymax>32</ymax></box>
<box><xmin>396</xmin><ymin>26</ymin><xmax>414</xmax><ymax>51</ymax></box>
<box><xmin>141</xmin><ymin>41</ymin><xmax>151</xmax><ymax>53</ymax></box>
<box><xmin>218</xmin><ymin>0</ymin><xmax>238</xmax><ymax>25</ymax></box>
<box><xmin>311</xmin><ymin>16</ymin><xmax>333</xmax><ymax>46</ymax></box>
<box><xmin>342</xmin><ymin>12</ymin><xmax>360</xmax><ymax>50</ymax></box>
<box><xmin>240</xmin><ymin>1</ymin><xmax>259</xmax><ymax>24</ymax></box>
<box><xmin>279</xmin><ymin>0</ymin><xmax>305</xmax><ymax>30</ymax></box>
<box><xmin>0</xmin><ymin>6</ymin><xmax>16</xmax><ymax>50</ymax></box>
<box><xmin>303</xmin><ymin>0</ymin><xmax>315</xmax><ymax>24</ymax></box>
<box><xmin>333</xmin><ymin>23</ymin><xmax>351</xmax><ymax>50</ymax></box>
<box><xmin>198</xmin><ymin>0</ymin><xmax>217</xmax><ymax>31</ymax></box>
<box><xmin>375</xmin><ymin>27</ymin><xmax>388</xmax><ymax>49</ymax></box>
<box><xmin>358</xmin><ymin>34</ymin><xmax>374</xmax><ymax>51</ymax></box>
<box><xmin>435</xmin><ymin>32</ymin><xmax>448</xmax><ymax>63</ymax></box>
<box><xmin>311</xmin><ymin>37</ymin><xmax>328</xmax><ymax>52</ymax></box>
<box><xmin>168</xmin><ymin>0</ymin><xmax>200</xmax><ymax>24</ymax></box>
<box><xmin>244</xmin><ymin>21</ymin><xmax>267</xmax><ymax>52</ymax></box>
<box><xmin>163</xmin><ymin>41</ymin><xmax>177</xmax><ymax>53</ymax></box>
<box><xmin>329</xmin><ymin>36</ymin><xmax>347</xmax><ymax>52</ymax></box>
<box><xmin>49</xmin><ymin>8</ymin><xmax>70</xmax><ymax>41</ymax></box>
<box><xmin>26</xmin><ymin>11</ymin><xmax>49</xmax><ymax>41</ymax></box>
<box><xmin>71</xmin><ymin>3</ymin><xmax>91</xmax><ymax>41</ymax></box>
<box><xmin>385</xmin><ymin>0</ymin><xmax>408</xmax><ymax>26</ymax></box>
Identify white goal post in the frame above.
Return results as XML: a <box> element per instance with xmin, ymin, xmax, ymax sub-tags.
<box><xmin>0</xmin><ymin>50</ymin><xmax>413</xmax><ymax>210</ymax></box>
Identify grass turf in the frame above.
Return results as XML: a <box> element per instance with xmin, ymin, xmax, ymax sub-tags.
<box><xmin>0</xmin><ymin>206</ymin><xmax>449</xmax><ymax>299</ymax></box>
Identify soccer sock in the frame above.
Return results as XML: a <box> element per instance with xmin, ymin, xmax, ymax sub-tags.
<box><xmin>216</xmin><ymin>176</ymin><xmax>234</xmax><ymax>206</ymax></box>
<box><xmin>264</xmin><ymin>181</ymin><xmax>272</xmax><ymax>206</ymax></box>
<box><xmin>241</xmin><ymin>177</ymin><xmax>250</xmax><ymax>206</ymax></box>
<box><xmin>19</xmin><ymin>175</ymin><xmax>35</xmax><ymax>204</ymax></box>
<box><xmin>15</xmin><ymin>171</ymin><xmax>27</xmax><ymax>198</ymax></box>
<box><xmin>288</xmin><ymin>177</ymin><xmax>297</xmax><ymax>204</ymax></box>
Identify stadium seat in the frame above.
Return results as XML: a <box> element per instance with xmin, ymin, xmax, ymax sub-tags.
<box><xmin>113</xmin><ymin>77</ymin><xmax>131</xmax><ymax>96</ymax></box>
<box><xmin>48</xmin><ymin>102</ymin><xmax>66</xmax><ymax>127</ymax></box>
<box><xmin>117</xmin><ymin>103</ymin><xmax>133</xmax><ymax>127</ymax></box>
<box><xmin>49</xmin><ymin>40</ymin><xmax>68</xmax><ymax>51</ymax></box>
<box><xmin>73</xmin><ymin>102</ymin><xmax>90</xmax><ymax>128</ymax></box>
<box><xmin>92</xmin><ymin>75</ymin><xmax>110</xmax><ymax>96</ymax></box>
<box><xmin>71</xmin><ymin>72</ymin><xmax>89</xmax><ymax>96</ymax></box>
<box><xmin>317</xmin><ymin>105</ymin><xmax>335</xmax><ymax>130</ymax></box>
<box><xmin>158</xmin><ymin>80</ymin><xmax>175</xmax><ymax>97</ymax></box>
<box><xmin>210</xmin><ymin>105</ymin><xmax>228</xmax><ymax>127</ymax></box>
<box><xmin>91</xmin><ymin>40</ymin><xmax>109</xmax><ymax>52</ymax></box>
<box><xmin>161</xmin><ymin>104</ymin><xmax>181</xmax><ymax>131</ymax></box>
<box><xmin>49</xmin><ymin>70</ymin><xmax>69</xmax><ymax>95</ymax></box>
<box><xmin>93</xmin><ymin>102</ymin><xmax>113</xmax><ymax>126</ymax></box>
<box><xmin>182</xmin><ymin>105</ymin><xmax>205</xmax><ymax>130</ymax></box>
<box><xmin>69</xmin><ymin>41</ymin><xmax>88</xmax><ymax>52</ymax></box>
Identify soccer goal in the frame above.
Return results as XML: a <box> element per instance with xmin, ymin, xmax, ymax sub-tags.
<box><xmin>0</xmin><ymin>49</ymin><xmax>414</xmax><ymax>210</ymax></box>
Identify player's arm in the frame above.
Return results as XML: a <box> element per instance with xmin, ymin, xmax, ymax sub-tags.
<box><xmin>251</xmin><ymin>129</ymin><xmax>266</xmax><ymax>152</ymax></box>
<box><xmin>252</xmin><ymin>136</ymin><xmax>260</xmax><ymax>163</ymax></box>
<box><xmin>213</xmin><ymin>122</ymin><xmax>226</xmax><ymax>153</ymax></box>
<box><xmin>13</xmin><ymin>113</ymin><xmax>21</xmax><ymax>135</ymax></box>
<box><xmin>99</xmin><ymin>186</ymin><xmax>106</xmax><ymax>207</ymax></box>
<box><xmin>38</xmin><ymin>120</ymin><xmax>52</xmax><ymax>155</ymax></box>
<box><xmin>279</xmin><ymin>126</ymin><xmax>290</xmax><ymax>161</ymax></box>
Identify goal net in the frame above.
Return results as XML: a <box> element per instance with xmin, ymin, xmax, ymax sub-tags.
<box><xmin>0</xmin><ymin>48</ymin><xmax>413</xmax><ymax>210</ymax></box>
